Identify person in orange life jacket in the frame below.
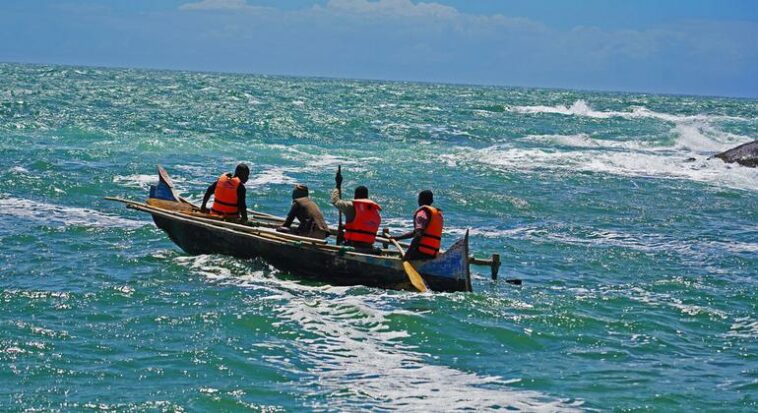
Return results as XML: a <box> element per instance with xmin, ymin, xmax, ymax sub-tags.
<box><xmin>330</xmin><ymin>182</ymin><xmax>382</xmax><ymax>251</ymax></box>
<box><xmin>276</xmin><ymin>184</ymin><xmax>330</xmax><ymax>240</ymax></box>
<box><xmin>390</xmin><ymin>190</ymin><xmax>443</xmax><ymax>261</ymax></box>
<box><xmin>200</xmin><ymin>163</ymin><xmax>250</xmax><ymax>222</ymax></box>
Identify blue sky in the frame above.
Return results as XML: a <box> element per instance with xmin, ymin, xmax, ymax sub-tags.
<box><xmin>2</xmin><ymin>0</ymin><xmax>758</xmax><ymax>97</ymax></box>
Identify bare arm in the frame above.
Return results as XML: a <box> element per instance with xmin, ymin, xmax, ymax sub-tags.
<box><xmin>201</xmin><ymin>181</ymin><xmax>216</xmax><ymax>212</ymax></box>
<box><xmin>394</xmin><ymin>228</ymin><xmax>424</xmax><ymax>241</ymax></box>
<box><xmin>237</xmin><ymin>184</ymin><xmax>248</xmax><ymax>222</ymax></box>
<box><xmin>393</xmin><ymin>209</ymin><xmax>429</xmax><ymax>240</ymax></box>
<box><xmin>282</xmin><ymin>202</ymin><xmax>298</xmax><ymax>227</ymax></box>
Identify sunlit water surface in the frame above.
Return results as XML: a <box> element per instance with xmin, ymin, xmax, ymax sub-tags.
<box><xmin>1</xmin><ymin>63</ymin><xmax>756</xmax><ymax>411</ymax></box>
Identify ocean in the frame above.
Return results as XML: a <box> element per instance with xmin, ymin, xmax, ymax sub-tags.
<box><xmin>1</xmin><ymin>62</ymin><xmax>756</xmax><ymax>411</ymax></box>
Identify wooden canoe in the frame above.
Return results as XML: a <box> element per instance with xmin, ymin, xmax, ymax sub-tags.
<box><xmin>107</xmin><ymin>166</ymin><xmax>496</xmax><ymax>292</ymax></box>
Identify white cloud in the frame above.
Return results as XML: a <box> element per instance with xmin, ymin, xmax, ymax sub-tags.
<box><xmin>323</xmin><ymin>0</ymin><xmax>459</xmax><ymax>20</ymax></box>
<box><xmin>166</xmin><ymin>0</ymin><xmax>758</xmax><ymax>95</ymax></box>
<box><xmin>314</xmin><ymin>0</ymin><xmax>548</xmax><ymax>36</ymax></box>
<box><xmin>179</xmin><ymin>0</ymin><xmax>262</xmax><ymax>12</ymax></box>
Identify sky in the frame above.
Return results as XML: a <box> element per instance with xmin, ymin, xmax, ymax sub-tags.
<box><xmin>1</xmin><ymin>0</ymin><xmax>758</xmax><ymax>97</ymax></box>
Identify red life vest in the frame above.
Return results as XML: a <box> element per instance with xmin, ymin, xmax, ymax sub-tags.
<box><xmin>211</xmin><ymin>173</ymin><xmax>241</xmax><ymax>216</ymax></box>
<box><xmin>344</xmin><ymin>199</ymin><xmax>382</xmax><ymax>244</ymax></box>
<box><xmin>416</xmin><ymin>206</ymin><xmax>443</xmax><ymax>257</ymax></box>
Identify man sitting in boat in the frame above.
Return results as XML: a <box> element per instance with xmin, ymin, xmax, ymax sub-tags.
<box><xmin>200</xmin><ymin>163</ymin><xmax>250</xmax><ymax>222</ymax></box>
<box><xmin>390</xmin><ymin>190</ymin><xmax>443</xmax><ymax>261</ymax></box>
<box><xmin>276</xmin><ymin>184</ymin><xmax>330</xmax><ymax>239</ymax></box>
<box><xmin>331</xmin><ymin>182</ymin><xmax>382</xmax><ymax>252</ymax></box>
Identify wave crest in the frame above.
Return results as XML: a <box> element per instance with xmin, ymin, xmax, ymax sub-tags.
<box><xmin>508</xmin><ymin>99</ymin><xmax>751</xmax><ymax>123</ymax></box>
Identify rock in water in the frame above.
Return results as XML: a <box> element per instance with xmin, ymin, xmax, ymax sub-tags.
<box><xmin>712</xmin><ymin>140</ymin><xmax>758</xmax><ymax>168</ymax></box>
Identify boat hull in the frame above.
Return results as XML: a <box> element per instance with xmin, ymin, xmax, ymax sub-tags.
<box><xmin>151</xmin><ymin>212</ymin><xmax>470</xmax><ymax>292</ymax></box>
<box><xmin>110</xmin><ymin>165</ymin><xmax>473</xmax><ymax>292</ymax></box>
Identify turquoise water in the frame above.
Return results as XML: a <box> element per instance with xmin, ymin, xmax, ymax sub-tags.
<box><xmin>1</xmin><ymin>62</ymin><xmax>757</xmax><ymax>411</ymax></box>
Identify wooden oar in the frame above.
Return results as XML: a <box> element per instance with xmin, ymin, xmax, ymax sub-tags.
<box><xmin>389</xmin><ymin>238</ymin><xmax>428</xmax><ymax>293</ymax></box>
<box><xmin>336</xmin><ymin>166</ymin><xmax>344</xmax><ymax>245</ymax></box>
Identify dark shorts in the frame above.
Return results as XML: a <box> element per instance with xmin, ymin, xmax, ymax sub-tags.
<box><xmin>404</xmin><ymin>239</ymin><xmax>436</xmax><ymax>261</ymax></box>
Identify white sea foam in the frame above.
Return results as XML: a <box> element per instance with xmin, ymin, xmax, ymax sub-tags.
<box><xmin>246</xmin><ymin>167</ymin><xmax>299</xmax><ymax>188</ymax></box>
<box><xmin>8</xmin><ymin>166</ymin><xmax>30</xmax><ymax>174</ymax></box>
<box><xmin>173</xmin><ymin>255</ymin><xmax>583</xmax><ymax>412</ymax></box>
<box><xmin>625</xmin><ymin>287</ymin><xmax>731</xmax><ymax>322</ymax></box>
<box><xmin>509</xmin><ymin>100</ymin><xmax>613</xmax><ymax>118</ymax></box>
<box><xmin>279</xmin><ymin>291</ymin><xmax>583</xmax><ymax>412</ymax></box>
<box><xmin>522</xmin><ymin>134</ymin><xmax>651</xmax><ymax>150</ymax></box>
<box><xmin>112</xmin><ymin>174</ymin><xmax>161</xmax><ymax>189</ymax></box>
<box><xmin>241</xmin><ymin>92</ymin><xmax>262</xmax><ymax>105</ymax></box>
<box><xmin>727</xmin><ymin>317</ymin><xmax>758</xmax><ymax>338</ymax></box>
<box><xmin>271</xmin><ymin>144</ymin><xmax>372</xmax><ymax>170</ymax></box>
<box><xmin>446</xmin><ymin>226</ymin><xmax>528</xmax><ymax>239</ymax></box>
<box><xmin>446</xmin><ymin>124</ymin><xmax>758</xmax><ymax>191</ymax></box>
<box><xmin>6</xmin><ymin>319</ymin><xmax>69</xmax><ymax>339</ymax></box>
<box><xmin>500</xmin><ymin>102</ymin><xmax>758</xmax><ymax>189</ymax></box>
<box><xmin>0</xmin><ymin>196</ymin><xmax>146</xmax><ymax>229</ymax></box>
<box><xmin>304</xmin><ymin>153</ymin><xmax>354</xmax><ymax>169</ymax></box>
<box><xmin>720</xmin><ymin>241</ymin><xmax>758</xmax><ymax>253</ymax></box>
<box><xmin>174</xmin><ymin>255</ymin><xmax>238</xmax><ymax>281</ymax></box>
<box><xmin>669</xmin><ymin>122</ymin><xmax>752</xmax><ymax>154</ymax></box>
<box><xmin>508</xmin><ymin>99</ymin><xmax>750</xmax><ymax>123</ymax></box>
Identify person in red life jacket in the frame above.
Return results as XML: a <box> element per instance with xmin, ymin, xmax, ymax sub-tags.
<box><xmin>200</xmin><ymin>163</ymin><xmax>250</xmax><ymax>222</ymax></box>
<box><xmin>330</xmin><ymin>181</ymin><xmax>382</xmax><ymax>251</ymax></box>
<box><xmin>390</xmin><ymin>190</ymin><xmax>443</xmax><ymax>261</ymax></box>
<box><xmin>276</xmin><ymin>184</ymin><xmax>330</xmax><ymax>240</ymax></box>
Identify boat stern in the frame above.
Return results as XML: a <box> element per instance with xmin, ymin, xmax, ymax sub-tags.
<box><xmin>415</xmin><ymin>231</ymin><xmax>472</xmax><ymax>292</ymax></box>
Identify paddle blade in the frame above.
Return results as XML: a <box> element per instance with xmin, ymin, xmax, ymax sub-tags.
<box><xmin>403</xmin><ymin>261</ymin><xmax>428</xmax><ymax>293</ymax></box>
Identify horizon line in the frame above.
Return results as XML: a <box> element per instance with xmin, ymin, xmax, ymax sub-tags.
<box><xmin>3</xmin><ymin>59</ymin><xmax>756</xmax><ymax>101</ymax></box>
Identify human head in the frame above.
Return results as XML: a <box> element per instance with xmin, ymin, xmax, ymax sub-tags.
<box><xmin>234</xmin><ymin>163</ymin><xmax>250</xmax><ymax>183</ymax></box>
<box><xmin>354</xmin><ymin>186</ymin><xmax>368</xmax><ymax>199</ymax></box>
<box><xmin>418</xmin><ymin>190</ymin><xmax>433</xmax><ymax>206</ymax></box>
<box><xmin>292</xmin><ymin>184</ymin><xmax>309</xmax><ymax>200</ymax></box>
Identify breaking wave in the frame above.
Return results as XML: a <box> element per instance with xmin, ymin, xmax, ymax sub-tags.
<box><xmin>507</xmin><ymin>99</ymin><xmax>751</xmax><ymax>123</ymax></box>
<box><xmin>444</xmin><ymin>143</ymin><xmax>758</xmax><ymax>192</ymax></box>
<box><xmin>444</xmin><ymin>108</ymin><xmax>757</xmax><ymax>191</ymax></box>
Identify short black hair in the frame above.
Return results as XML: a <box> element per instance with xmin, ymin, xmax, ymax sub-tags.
<box><xmin>418</xmin><ymin>190</ymin><xmax>433</xmax><ymax>206</ymax></box>
<box><xmin>354</xmin><ymin>186</ymin><xmax>368</xmax><ymax>199</ymax></box>
<box><xmin>292</xmin><ymin>184</ymin><xmax>309</xmax><ymax>199</ymax></box>
<box><xmin>234</xmin><ymin>163</ymin><xmax>250</xmax><ymax>177</ymax></box>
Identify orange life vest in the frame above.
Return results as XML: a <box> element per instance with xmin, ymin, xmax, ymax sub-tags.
<box><xmin>416</xmin><ymin>206</ymin><xmax>443</xmax><ymax>257</ymax></box>
<box><xmin>344</xmin><ymin>199</ymin><xmax>382</xmax><ymax>244</ymax></box>
<box><xmin>211</xmin><ymin>173</ymin><xmax>241</xmax><ymax>216</ymax></box>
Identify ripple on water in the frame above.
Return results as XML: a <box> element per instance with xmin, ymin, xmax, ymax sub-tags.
<box><xmin>1</xmin><ymin>63</ymin><xmax>757</xmax><ymax>411</ymax></box>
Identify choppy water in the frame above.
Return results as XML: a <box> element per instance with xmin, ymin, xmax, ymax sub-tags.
<box><xmin>1</xmin><ymin>62</ymin><xmax>757</xmax><ymax>411</ymax></box>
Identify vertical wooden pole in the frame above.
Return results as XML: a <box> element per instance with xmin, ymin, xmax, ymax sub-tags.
<box><xmin>491</xmin><ymin>253</ymin><xmax>500</xmax><ymax>280</ymax></box>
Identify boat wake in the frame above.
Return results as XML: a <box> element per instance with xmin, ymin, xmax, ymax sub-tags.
<box><xmin>173</xmin><ymin>254</ymin><xmax>584</xmax><ymax>412</ymax></box>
